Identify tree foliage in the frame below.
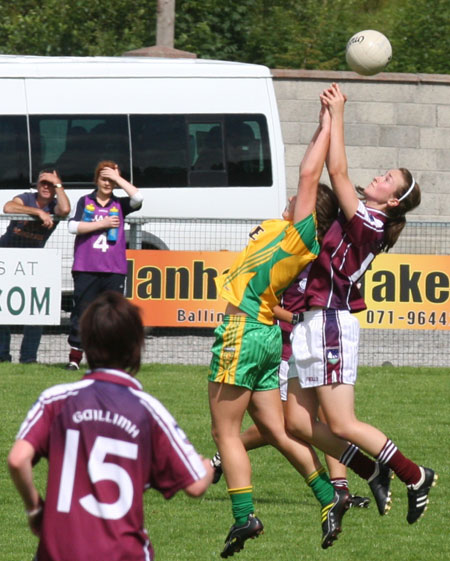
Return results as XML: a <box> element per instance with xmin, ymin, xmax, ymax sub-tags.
<box><xmin>386</xmin><ymin>0</ymin><xmax>450</xmax><ymax>74</ymax></box>
<box><xmin>0</xmin><ymin>0</ymin><xmax>157</xmax><ymax>56</ymax></box>
<box><xmin>0</xmin><ymin>0</ymin><xmax>448</xmax><ymax>74</ymax></box>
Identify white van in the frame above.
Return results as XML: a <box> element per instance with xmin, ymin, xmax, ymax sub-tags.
<box><xmin>0</xmin><ymin>54</ymin><xmax>286</xmax><ymax>225</ymax></box>
<box><xmin>0</xmin><ymin>54</ymin><xmax>287</xmax><ymax>303</ymax></box>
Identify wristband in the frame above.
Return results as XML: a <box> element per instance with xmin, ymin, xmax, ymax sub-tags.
<box><xmin>26</xmin><ymin>505</ymin><xmax>43</xmax><ymax>518</ymax></box>
<box><xmin>291</xmin><ymin>312</ymin><xmax>304</xmax><ymax>325</ymax></box>
<box><xmin>54</xmin><ymin>183</ymin><xmax>63</xmax><ymax>188</ymax></box>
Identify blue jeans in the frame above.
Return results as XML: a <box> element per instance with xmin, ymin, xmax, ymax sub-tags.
<box><xmin>0</xmin><ymin>325</ymin><xmax>43</xmax><ymax>363</ymax></box>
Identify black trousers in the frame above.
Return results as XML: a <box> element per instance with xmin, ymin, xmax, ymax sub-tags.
<box><xmin>68</xmin><ymin>271</ymin><xmax>126</xmax><ymax>349</ymax></box>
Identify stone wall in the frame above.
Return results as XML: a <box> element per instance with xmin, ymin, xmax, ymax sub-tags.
<box><xmin>272</xmin><ymin>69</ymin><xmax>450</xmax><ymax>222</ymax></box>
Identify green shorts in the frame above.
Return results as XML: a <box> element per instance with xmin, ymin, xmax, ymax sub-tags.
<box><xmin>208</xmin><ymin>315</ymin><xmax>282</xmax><ymax>391</ymax></box>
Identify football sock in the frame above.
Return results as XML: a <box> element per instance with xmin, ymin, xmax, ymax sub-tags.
<box><xmin>228</xmin><ymin>486</ymin><xmax>254</xmax><ymax>526</ymax></box>
<box><xmin>69</xmin><ymin>347</ymin><xmax>83</xmax><ymax>365</ymax></box>
<box><xmin>377</xmin><ymin>438</ymin><xmax>421</xmax><ymax>485</ymax></box>
<box><xmin>408</xmin><ymin>466</ymin><xmax>425</xmax><ymax>490</ymax></box>
<box><xmin>331</xmin><ymin>477</ymin><xmax>349</xmax><ymax>491</ymax></box>
<box><xmin>340</xmin><ymin>444</ymin><xmax>376</xmax><ymax>480</ymax></box>
<box><xmin>306</xmin><ymin>467</ymin><xmax>335</xmax><ymax>508</ymax></box>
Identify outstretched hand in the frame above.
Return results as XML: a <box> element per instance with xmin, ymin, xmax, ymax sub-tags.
<box><xmin>319</xmin><ymin>99</ymin><xmax>331</xmax><ymax>129</ymax></box>
<box><xmin>320</xmin><ymin>83</ymin><xmax>347</xmax><ymax>117</ymax></box>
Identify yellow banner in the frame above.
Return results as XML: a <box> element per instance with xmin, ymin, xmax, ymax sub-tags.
<box><xmin>356</xmin><ymin>254</ymin><xmax>450</xmax><ymax>330</ymax></box>
<box><xmin>126</xmin><ymin>251</ymin><xmax>450</xmax><ymax>330</ymax></box>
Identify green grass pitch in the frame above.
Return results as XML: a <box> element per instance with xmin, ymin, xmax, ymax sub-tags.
<box><xmin>0</xmin><ymin>363</ymin><xmax>448</xmax><ymax>561</ymax></box>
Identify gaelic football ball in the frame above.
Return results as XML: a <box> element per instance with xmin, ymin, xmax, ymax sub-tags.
<box><xmin>345</xmin><ymin>30</ymin><xmax>392</xmax><ymax>76</ymax></box>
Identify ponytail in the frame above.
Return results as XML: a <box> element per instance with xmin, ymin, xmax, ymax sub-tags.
<box><xmin>381</xmin><ymin>215</ymin><xmax>406</xmax><ymax>252</ymax></box>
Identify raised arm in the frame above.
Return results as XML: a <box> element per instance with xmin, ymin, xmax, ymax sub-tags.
<box><xmin>293</xmin><ymin>101</ymin><xmax>331</xmax><ymax>223</ymax></box>
<box><xmin>46</xmin><ymin>171</ymin><xmax>71</xmax><ymax>217</ymax></box>
<box><xmin>100</xmin><ymin>166</ymin><xmax>142</xmax><ymax>202</ymax></box>
<box><xmin>321</xmin><ymin>83</ymin><xmax>359</xmax><ymax>220</ymax></box>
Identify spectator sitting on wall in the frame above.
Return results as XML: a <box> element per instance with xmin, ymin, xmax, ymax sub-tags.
<box><xmin>0</xmin><ymin>169</ymin><xmax>70</xmax><ymax>363</ymax></box>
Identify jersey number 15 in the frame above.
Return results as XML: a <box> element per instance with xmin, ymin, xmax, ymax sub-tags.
<box><xmin>57</xmin><ymin>429</ymin><xmax>138</xmax><ymax>520</ymax></box>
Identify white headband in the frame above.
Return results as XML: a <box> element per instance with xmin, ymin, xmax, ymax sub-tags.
<box><xmin>398</xmin><ymin>177</ymin><xmax>415</xmax><ymax>202</ymax></box>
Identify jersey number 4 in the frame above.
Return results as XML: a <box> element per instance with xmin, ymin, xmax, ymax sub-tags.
<box><xmin>57</xmin><ymin>429</ymin><xmax>138</xmax><ymax>519</ymax></box>
<box><xmin>93</xmin><ymin>232</ymin><xmax>110</xmax><ymax>252</ymax></box>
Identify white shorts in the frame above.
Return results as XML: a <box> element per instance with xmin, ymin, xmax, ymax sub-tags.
<box><xmin>288</xmin><ymin>309</ymin><xmax>360</xmax><ymax>388</ymax></box>
<box><xmin>278</xmin><ymin>359</ymin><xmax>289</xmax><ymax>401</ymax></box>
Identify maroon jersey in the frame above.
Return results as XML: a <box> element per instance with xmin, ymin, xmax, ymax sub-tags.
<box><xmin>17</xmin><ymin>369</ymin><xmax>206</xmax><ymax>561</ymax></box>
<box><xmin>304</xmin><ymin>202</ymin><xmax>386</xmax><ymax>312</ymax></box>
<box><xmin>278</xmin><ymin>265</ymin><xmax>310</xmax><ymax>361</ymax></box>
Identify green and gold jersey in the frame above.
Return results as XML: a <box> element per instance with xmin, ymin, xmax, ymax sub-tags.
<box><xmin>215</xmin><ymin>214</ymin><xmax>319</xmax><ymax>325</ymax></box>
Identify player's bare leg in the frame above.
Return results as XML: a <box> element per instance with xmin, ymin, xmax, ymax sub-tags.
<box><xmin>211</xmin><ymin>423</ymin><xmax>267</xmax><ymax>484</ymax></box>
<box><xmin>209</xmin><ymin>382</ymin><xmax>264</xmax><ymax>557</ymax></box>
<box><xmin>285</xmin><ymin>382</ymin><xmax>391</xmax><ymax>514</ymax></box>
<box><xmin>248</xmin><ymin>389</ymin><xmax>349</xmax><ymax>548</ymax></box>
<box><xmin>318</xmin><ymin>406</ymin><xmax>370</xmax><ymax>508</ymax></box>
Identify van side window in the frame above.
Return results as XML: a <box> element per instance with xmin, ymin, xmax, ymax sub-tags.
<box><xmin>189</xmin><ymin>121</ymin><xmax>226</xmax><ymax>186</ymax></box>
<box><xmin>130</xmin><ymin>115</ymin><xmax>188</xmax><ymax>187</ymax></box>
<box><xmin>0</xmin><ymin>116</ymin><xmax>29</xmax><ymax>189</ymax></box>
<box><xmin>225</xmin><ymin>116</ymin><xmax>272</xmax><ymax>187</ymax></box>
<box><xmin>29</xmin><ymin>116</ymin><xmax>130</xmax><ymax>184</ymax></box>
<box><xmin>131</xmin><ymin>114</ymin><xmax>272</xmax><ymax>188</ymax></box>
<box><xmin>24</xmin><ymin>113</ymin><xmax>271</xmax><ymax>188</ymax></box>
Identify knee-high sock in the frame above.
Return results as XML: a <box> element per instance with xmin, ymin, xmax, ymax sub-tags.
<box><xmin>340</xmin><ymin>444</ymin><xmax>376</xmax><ymax>480</ymax></box>
<box><xmin>377</xmin><ymin>439</ymin><xmax>421</xmax><ymax>485</ymax></box>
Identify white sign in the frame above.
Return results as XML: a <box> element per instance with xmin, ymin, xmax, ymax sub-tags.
<box><xmin>0</xmin><ymin>249</ymin><xmax>61</xmax><ymax>325</ymax></box>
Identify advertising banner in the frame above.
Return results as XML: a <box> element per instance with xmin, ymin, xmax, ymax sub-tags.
<box><xmin>127</xmin><ymin>250</ymin><xmax>235</xmax><ymax>328</ymax></box>
<box><xmin>356</xmin><ymin>253</ymin><xmax>450</xmax><ymax>330</ymax></box>
<box><xmin>0</xmin><ymin>248</ymin><xmax>61</xmax><ymax>325</ymax></box>
<box><xmin>127</xmin><ymin>250</ymin><xmax>450</xmax><ymax>331</ymax></box>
